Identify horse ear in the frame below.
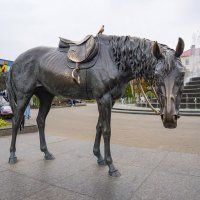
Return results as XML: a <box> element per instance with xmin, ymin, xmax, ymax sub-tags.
<box><xmin>153</xmin><ymin>42</ymin><xmax>162</xmax><ymax>59</ymax></box>
<box><xmin>175</xmin><ymin>37</ymin><xmax>184</xmax><ymax>57</ymax></box>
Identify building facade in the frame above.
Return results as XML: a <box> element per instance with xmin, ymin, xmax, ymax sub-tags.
<box><xmin>181</xmin><ymin>45</ymin><xmax>200</xmax><ymax>78</ymax></box>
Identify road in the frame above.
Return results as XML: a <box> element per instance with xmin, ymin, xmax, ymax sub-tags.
<box><xmin>30</xmin><ymin>103</ymin><xmax>200</xmax><ymax>154</ymax></box>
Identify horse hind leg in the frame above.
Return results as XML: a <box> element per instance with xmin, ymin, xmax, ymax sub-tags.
<box><xmin>9</xmin><ymin>95</ymin><xmax>31</xmax><ymax>164</ymax></box>
<box><xmin>35</xmin><ymin>90</ymin><xmax>55</xmax><ymax>160</ymax></box>
<box><xmin>93</xmin><ymin>104</ymin><xmax>106</xmax><ymax>166</ymax></box>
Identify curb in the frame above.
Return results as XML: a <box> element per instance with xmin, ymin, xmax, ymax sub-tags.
<box><xmin>112</xmin><ymin>108</ymin><xmax>200</xmax><ymax>116</ymax></box>
<box><xmin>0</xmin><ymin>124</ymin><xmax>38</xmax><ymax>137</ymax></box>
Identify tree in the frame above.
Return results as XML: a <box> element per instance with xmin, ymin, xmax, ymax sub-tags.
<box><xmin>124</xmin><ymin>83</ymin><xmax>133</xmax><ymax>98</ymax></box>
<box><xmin>131</xmin><ymin>78</ymin><xmax>149</xmax><ymax>95</ymax></box>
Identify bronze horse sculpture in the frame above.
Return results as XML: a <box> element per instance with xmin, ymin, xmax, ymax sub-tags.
<box><xmin>6</xmin><ymin>34</ymin><xmax>185</xmax><ymax>177</ymax></box>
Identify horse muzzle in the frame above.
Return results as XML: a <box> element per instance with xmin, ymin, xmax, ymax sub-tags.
<box><xmin>161</xmin><ymin>113</ymin><xmax>179</xmax><ymax>129</ymax></box>
<box><xmin>160</xmin><ymin>94</ymin><xmax>180</xmax><ymax>129</ymax></box>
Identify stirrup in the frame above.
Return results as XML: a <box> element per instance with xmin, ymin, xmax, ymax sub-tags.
<box><xmin>72</xmin><ymin>63</ymin><xmax>80</xmax><ymax>84</ymax></box>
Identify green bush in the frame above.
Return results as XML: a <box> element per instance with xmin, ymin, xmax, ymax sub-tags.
<box><xmin>146</xmin><ymin>91</ymin><xmax>156</xmax><ymax>99</ymax></box>
<box><xmin>0</xmin><ymin>119</ymin><xmax>10</xmax><ymax>127</ymax></box>
<box><xmin>84</xmin><ymin>99</ymin><xmax>96</xmax><ymax>103</ymax></box>
<box><xmin>124</xmin><ymin>83</ymin><xmax>133</xmax><ymax>98</ymax></box>
<box><xmin>32</xmin><ymin>95</ymin><xmax>40</xmax><ymax>108</ymax></box>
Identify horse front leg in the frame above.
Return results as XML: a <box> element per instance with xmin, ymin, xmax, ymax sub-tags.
<box><xmin>93</xmin><ymin>103</ymin><xmax>106</xmax><ymax>166</ymax></box>
<box><xmin>100</xmin><ymin>95</ymin><xmax>121</xmax><ymax>177</ymax></box>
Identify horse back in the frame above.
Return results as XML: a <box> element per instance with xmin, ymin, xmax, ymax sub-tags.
<box><xmin>10</xmin><ymin>46</ymin><xmax>92</xmax><ymax>99</ymax></box>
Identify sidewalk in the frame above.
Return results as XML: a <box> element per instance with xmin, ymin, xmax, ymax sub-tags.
<box><xmin>0</xmin><ymin>133</ymin><xmax>200</xmax><ymax>200</ymax></box>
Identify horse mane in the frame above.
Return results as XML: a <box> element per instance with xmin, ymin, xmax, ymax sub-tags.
<box><xmin>109</xmin><ymin>35</ymin><xmax>175</xmax><ymax>80</ymax></box>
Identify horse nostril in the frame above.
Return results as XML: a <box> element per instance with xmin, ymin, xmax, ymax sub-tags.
<box><xmin>170</xmin><ymin>95</ymin><xmax>175</xmax><ymax>102</ymax></box>
<box><xmin>173</xmin><ymin>115</ymin><xmax>178</xmax><ymax>120</ymax></box>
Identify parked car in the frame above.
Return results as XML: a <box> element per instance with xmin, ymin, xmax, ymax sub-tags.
<box><xmin>0</xmin><ymin>105</ymin><xmax>13</xmax><ymax>119</ymax></box>
<box><xmin>0</xmin><ymin>93</ymin><xmax>13</xmax><ymax>119</ymax></box>
<box><xmin>66</xmin><ymin>99</ymin><xmax>86</xmax><ymax>107</ymax></box>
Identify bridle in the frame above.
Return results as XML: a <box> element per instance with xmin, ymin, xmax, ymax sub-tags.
<box><xmin>136</xmin><ymin>78</ymin><xmax>160</xmax><ymax>115</ymax></box>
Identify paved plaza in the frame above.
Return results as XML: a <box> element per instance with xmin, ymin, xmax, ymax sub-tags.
<box><xmin>0</xmin><ymin>104</ymin><xmax>200</xmax><ymax>200</ymax></box>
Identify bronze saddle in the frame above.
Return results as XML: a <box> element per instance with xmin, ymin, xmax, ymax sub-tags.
<box><xmin>58</xmin><ymin>35</ymin><xmax>99</xmax><ymax>83</ymax></box>
<box><xmin>59</xmin><ymin>35</ymin><xmax>98</xmax><ymax>64</ymax></box>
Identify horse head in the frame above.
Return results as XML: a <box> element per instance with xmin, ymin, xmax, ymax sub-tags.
<box><xmin>153</xmin><ymin>38</ymin><xmax>185</xmax><ymax>129</ymax></box>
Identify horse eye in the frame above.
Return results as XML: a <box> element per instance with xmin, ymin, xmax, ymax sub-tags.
<box><xmin>155</xmin><ymin>79</ymin><xmax>160</xmax><ymax>86</ymax></box>
<box><xmin>175</xmin><ymin>78</ymin><xmax>183</xmax><ymax>86</ymax></box>
<box><xmin>154</xmin><ymin>72</ymin><xmax>159</xmax><ymax>78</ymax></box>
<box><xmin>156</xmin><ymin>78</ymin><xmax>164</xmax><ymax>86</ymax></box>
<box><xmin>181</xmin><ymin>72</ymin><xmax>185</xmax><ymax>78</ymax></box>
<box><xmin>154</xmin><ymin>73</ymin><xmax>161</xmax><ymax>81</ymax></box>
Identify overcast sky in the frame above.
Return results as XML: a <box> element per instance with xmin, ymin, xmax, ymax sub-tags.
<box><xmin>0</xmin><ymin>0</ymin><xmax>199</xmax><ymax>61</ymax></box>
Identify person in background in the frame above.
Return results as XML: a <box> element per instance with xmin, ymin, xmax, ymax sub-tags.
<box><xmin>24</xmin><ymin>102</ymin><xmax>31</xmax><ymax>119</ymax></box>
<box><xmin>0</xmin><ymin>61</ymin><xmax>8</xmax><ymax>73</ymax></box>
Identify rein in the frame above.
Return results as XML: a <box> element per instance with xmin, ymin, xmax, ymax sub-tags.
<box><xmin>136</xmin><ymin>78</ymin><xmax>160</xmax><ymax>115</ymax></box>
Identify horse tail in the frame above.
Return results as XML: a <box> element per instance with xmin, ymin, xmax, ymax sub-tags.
<box><xmin>6</xmin><ymin>63</ymin><xmax>27</xmax><ymax>131</ymax></box>
<box><xmin>6</xmin><ymin>67</ymin><xmax>18</xmax><ymax>111</ymax></box>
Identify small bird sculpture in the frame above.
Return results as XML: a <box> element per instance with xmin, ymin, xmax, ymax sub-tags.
<box><xmin>97</xmin><ymin>25</ymin><xmax>104</xmax><ymax>35</ymax></box>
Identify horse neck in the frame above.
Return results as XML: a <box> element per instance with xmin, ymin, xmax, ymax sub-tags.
<box><xmin>109</xmin><ymin>36</ymin><xmax>157</xmax><ymax>81</ymax></box>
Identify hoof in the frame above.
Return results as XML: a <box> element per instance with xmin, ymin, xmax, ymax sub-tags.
<box><xmin>108</xmin><ymin>169</ymin><xmax>121</xmax><ymax>177</ymax></box>
<box><xmin>44</xmin><ymin>152</ymin><xmax>55</xmax><ymax>160</ymax></box>
<box><xmin>8</xmin><ymin>156</ymin><xmax>17</xmax><ymax>164</ymax></box>
<box><xmin>97</xmin><ymin>159</ymin><xmax>106</xmax><ymax>166</ymax></box>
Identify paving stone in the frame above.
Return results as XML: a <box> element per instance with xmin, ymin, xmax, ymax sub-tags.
<box><xmin>4</xmin><ymin>140</ymin><xmax>93</xmax><ymax>169</ymax></box>
<box><xmin>17</xmin><ymin>133</ymin><xmax>67</xmax><ymax>147</ymax></box>
<box><xmin>0</xmin><ymin>146</ymin><xmax>10</xmax><ymax>166</ymax></box>
<box><xmin>0</xmin><ymin>136</ymin><xmax>11</xmax><ymax>160</ymax></box>
<box><xmin>157</xmin><ymin>151</ymin><xmax>200</xmax><ymax>176</ymax></box>
<box><xmin>23</xmin><ymin>186</ymin><xmax>95</xmax><ymax>200</ymax></box>
<box><xmin>8</xmin><ymin>153</ymin><xmax>95</xmax><ymax>185</ymax></box>
<box><xmin>19</xmin><ymin>148</ymin><xmax>46</xmax><ymax>162</ymax></box>
<box><xmin>131</xmin><ymin>171</ymin><xmax>200</xmax><ymax>200</ymax></box>
<box><xmin>111</xmin><ymin>144</ymin><xmax>168</xmax><ymax>169</ymax></box>
<box><xmin>2</xmin><ymin>132</ymin><xmax>200</xmax><ymax>200</ymax></box>
<box><xmin>0</xmin><ymin>170</ymin><xmax>49</xmax><ymax>200</ymax></box>
<box><xmin>0</xmin><ymin>135</ymin><xmax>38</xmax><ymax>153</ymax></box>
<box><xmin>0</xmin><ymin>135</ymin><xmax>10</xmax><ymax>142</ymax></box>
<box><xmin>47</xmin><ymin>139</ymin><xmax>93</xmax><ymax>157</ymax></box>
<box><xmin>3</xmin><ymin>148</ymin><xmax>47</xmax><ymax>171</ymax></box>
<box><xmin>0</xmin><ymin>166</ymin><xmax>7</xmax><ymax>172</ymax></box>
<box><xmin>0</xmin><ymin>138</ymin><xmax>37</xmax><ymax>167</ymax></box>
<box><xmin>0</xmin><ymin>141</ymin><xmax>39</xmax><ymax>167</ymax></box>
<box><xmin>1</xmin><ymin>135</ymin><xmax>83</xmax><ymax>167</ymax></box>
<box><xmin>54</xmin><ymin>163</ymin><xmax>152</xmax><ymax>200</ymax></box>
